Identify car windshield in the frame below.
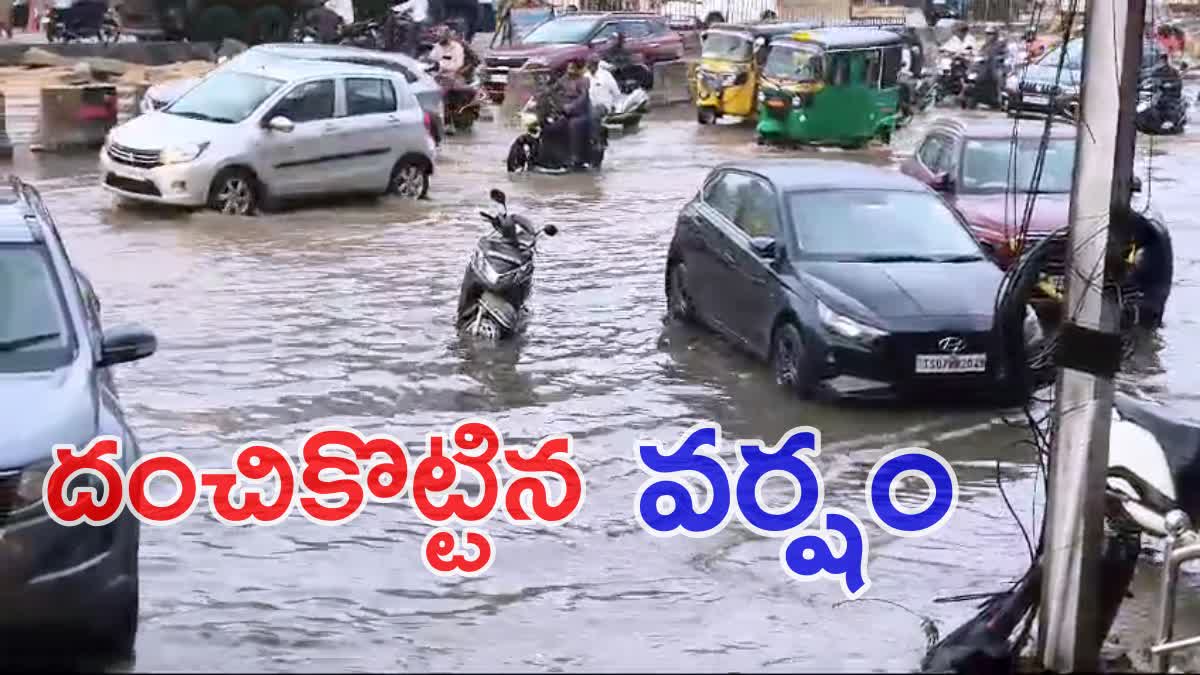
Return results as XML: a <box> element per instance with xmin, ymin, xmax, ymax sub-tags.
<box><xmin>959</xmin><ymin>138</ymin><xmax>1075</xmax><ymax>193</ymax></box>
<box><xmin>787</xmin><ymin>189</ymin><xmax>984</xmax><ymax>262</ymax></box>
<box><xmin>521</xmin><ymin>16</ymin><xmax>598</xmax><ymax>44</ymax></box>
<box><xmin>0</xmin><ymin>246</ymin><xmax>73</xmax><ymax>372</ymax></box>
<box><xmin>702</xmin><ymin>32</ymin><xmax>752</xmax><ymax>60</ymax></box>
<box><xmin>166</xmin><ymin>71</ymin><xmax>285</xmax><ymax>124</ymax></box>
<box><xmin>763</xmin><ymin>45</ymin><xmax>822</xmax><ymax>81</ymax></box>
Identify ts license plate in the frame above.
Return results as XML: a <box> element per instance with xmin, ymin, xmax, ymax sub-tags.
<box><xmin>766</xmin><ymin>99</ymin><xmax>785</xmax><ymax>108</ymax></box>
<box><xmin>914</xmin><ymin>354</ymin><xmax>987</xmax><ymax>374</ymax></box>
<box><xmin>1024</xmin><ymin>94</ymin><xmax>1049</xmax><ymax>105</ymax></box>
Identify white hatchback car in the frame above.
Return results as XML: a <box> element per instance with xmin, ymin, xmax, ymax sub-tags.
<box><xmin>100</xmin><ymin>58</ymin><xmax>438</xmax><ymax>215</ymax></box>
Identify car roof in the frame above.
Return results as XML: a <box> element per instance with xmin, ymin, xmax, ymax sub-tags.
<box><xmin>0</xmin><ymin>177</ymin><xmax>39</xmax><ymax>245</ymax></box>
<box><xmin>225</xmin><ymin>54</ymin><xmax>401</xmax><ymax>81</ymax></box>
<box><xmin>925</xmin><ymin>116</ymin><xmax>1077</xmax><ymax>140</ymax></box>
<box><xmin>250</xmin><ymin>42</ymin><xmax>429</xmax><ymax>72</ymax></box>
<box><xmin>706</xmin><ymin>21</ymin><xmax>819</xmax><ymax>36</ymax></box>
<box><xmin>712</xmin><ymin>159</ymin><xmax>929</xmax><ymax>193</ymax></box>
<box><xmin>777</xmin><ymin>26</ymin><xmax>905</xmax><ymax>49</ymax></box>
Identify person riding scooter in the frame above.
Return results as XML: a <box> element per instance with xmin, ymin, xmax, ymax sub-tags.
<box><xmin>587</xmin><ymin>53</ymin><xmax>622</xmax><ymax>120</ymax></box>
<box><xmin>556</xmin><ymin>58</ymin><xmax>594</xmax><ymax>168</ymax></box>
<box><xmin>300</xmin><ymin>0</ymin><xmax>344</xmax><ymax>43</ymax></box>
<box><xmin>430</xmin><ymin>26</ymin><xmax>466</xmax><ymax>78</ymax></box>
<box><xmin>942</xmin><ymin>22</ymin><xmax>977</xmax><ymax>57</ymax></box>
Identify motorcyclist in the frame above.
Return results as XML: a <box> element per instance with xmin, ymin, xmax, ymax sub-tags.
<box><xmin>603</xmin><ymin>30</ymin><xmax>634</xmax><ymax>70</ymax></box>
<box><xmin>430</xmin><ymin>26</ymin><xmax>467</xmax><ymax>78</ymax></box>
<box><xmin>587</xmin><ymin>53</ymin><xmax>622</xmax><ymax>119</ymax></box>
<box><xmin>1153</xmin><ymin>52</ymin><xmax>1182</xmax><ymax>84</ymax></box>
<box><xmin>301</xmin><ymin>1</ymin><xmax>344</xmax><ymax>43</ymax></box>
<box><xmin>556</xmin><ymin>58</ymin><xmax>594</xmax><ymax>168</ymax></box>
<box><xmin>942</xmin><ymin>22</ymin><xmax>977</xmax><ymax>57</ymax></box>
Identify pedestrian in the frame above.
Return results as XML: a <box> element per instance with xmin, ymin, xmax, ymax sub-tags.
<box><xmin>0</xmin><ymin>0</ymin><xmax>13</xmax><ymax>40</ymax></box>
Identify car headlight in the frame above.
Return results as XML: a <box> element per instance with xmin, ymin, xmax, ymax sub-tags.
<box><xmin>817</xmin><ymin>300</ymin><xmax>887</xmax><ymax>343</ymax></box>
<box><xmin>0</xmin><ymin>461</ymin><xmax>101</xmax><ymax>516</ymax></box>
<box><xmin>1022</xmin><ymin>304</ymin><xmax>1044</xmax><ymax>347</ymax></box>
<box><xmin>471</xmin><ymin>250</ymin><xmax>500</xmax><ymax>285</ymax></box>
<box><xmin>160</xmin><ymin>142</ymin><xmax>209</xmax><ymax>165</ymax></box>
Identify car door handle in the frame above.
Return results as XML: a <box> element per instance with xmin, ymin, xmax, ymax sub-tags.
<box><xmin>387</xmin><ymin>114</ymin><xmax>403</xmax><ymax>125</ymax></box>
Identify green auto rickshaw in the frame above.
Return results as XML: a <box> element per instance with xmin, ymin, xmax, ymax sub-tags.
<box><xmin>695</xmin><ymin>21</ymin><xmax>818</xmax><ymax>125</ymax></box>
<box><xmin>755</xmin><ymin>27</ymin><xmax>906</xmax><ymax>148</ymax></box>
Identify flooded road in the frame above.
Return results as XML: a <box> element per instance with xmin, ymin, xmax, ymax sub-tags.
<box><xmin>3</xmin><ymin>104</ymin><xmax>1199</xmax><ymax>671</ymax></box>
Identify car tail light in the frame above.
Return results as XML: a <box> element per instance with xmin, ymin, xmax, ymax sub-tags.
<box><xmin>423</xmin><ymin>111</ymin><xmax>434</xmax><ymax>137</ymax></box>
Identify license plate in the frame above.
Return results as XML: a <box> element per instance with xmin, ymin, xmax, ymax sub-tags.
<box><xmin>490</xmin><ymin>73</ymin><xmax>508</xmax><ymax>83</ymax></box>
<box><xmin>113</xmin><ymin>165</ymin><xmax>146</xmax><ymax>180</ymax></box>
<box><xmin>766</xmin><ymin>100</ymin><xmax>785</xmax><ymax>108</ymax></box>
<box><xmin>1024</xmin><ymin>94</ymin><xmax>1049</xmax><ymax>105</ymax></box>
<box><xmin>914</xmin><ymin>354</ymin><xmax>987</xmax><ymax>374</ymax></box>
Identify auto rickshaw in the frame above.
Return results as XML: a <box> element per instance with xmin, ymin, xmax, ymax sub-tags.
<box><xmin>694</xmin><ymin>22</ymin><xmax>818</xmax><ymax>125</ymax></box>
<box><xmin>755</xmin><ymin>27</ymin><xmax>906</xmax><ymax>148</ymax></box>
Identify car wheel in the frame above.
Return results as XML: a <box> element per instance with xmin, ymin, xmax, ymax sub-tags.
<box><xmin>666</xmin><ymin>261</ymin><xmax>695</xmax><ymax>322</ymax></box>
<box><xmin>697</xmin><ymin>106</ymin><xmax>717</xmax><ymax>125</ymax></box>
<box><xmin>208</xmin><ymin>168</ymin><xmax>258</xmax><ymax>216</ymax></box>
<box><xmin>389</xmin><ymin>159</ymin><xmax>429</xmax><ymax>199</ymax></box>
<box><xmin>771</xmin><ymin>322</ymin><xmax>815</xmax><ymax>397</ymax></box>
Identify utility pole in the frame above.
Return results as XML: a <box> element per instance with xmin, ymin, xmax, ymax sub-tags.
<box><xmin>1037</xmin><ymin>0</ymin><xmax>1145</xmax><ymax>670</ymax></box>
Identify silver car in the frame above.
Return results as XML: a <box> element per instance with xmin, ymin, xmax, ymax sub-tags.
<box><xmin>140</xmin><ymin>43</ymin><xmax>447</xmax><ymax>143</ymax></box>
<box><xmin>103</xmin><ymin>58</ymin><xmax>438</xmax><ymax>215</ymax></box>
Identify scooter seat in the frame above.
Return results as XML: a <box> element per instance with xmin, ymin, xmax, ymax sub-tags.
<box><xmin>1113</xmin><ymin>392</ymin><xmax>1200</xmax><ymax>524</ymax></box>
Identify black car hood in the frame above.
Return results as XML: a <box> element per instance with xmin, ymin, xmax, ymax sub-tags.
<box><xmin>796</xmin><ymin>260</ymin><xmax>1003</xmax><ymax>324</ymax></box>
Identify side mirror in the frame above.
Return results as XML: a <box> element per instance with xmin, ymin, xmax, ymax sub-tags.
<box><xmin>1132</xmin><ymin>176</ymin><xmax>1143</xmax><ymax>193</ymax></box>
<box><xmin>749</xmin><ymin>236</ymin><xmax>776</xmax><ymax>258</ymax></box>
<box><xmin>490</xmin><ymin>188</ymin><xmax>507</xmax><ymax>207</ymax></box>
<box><xmin>98</xmin><ymin>324</ymin><xmax>157</xmax><ymax>368</ymax></box>
<box><xmin>933</xmin><ymin>172</ymin><xmax>955</xmax><ymax>192</ymax></box>
<box><xmin>74</xmin><ymin>268</ymin><xmax>101</xmax><ymax>316</ymax></box>
<box><xmin>266</xmin><ymin>115</ymin><xmax>295</xmax><ymax>133</ymax></box>
<box><xmin>542</xmin><ymin>224</ymin><xmax>559</xmax><ymax>236</ymax></box>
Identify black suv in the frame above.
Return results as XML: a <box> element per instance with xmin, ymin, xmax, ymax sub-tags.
<box><xmin>0</xmin><ymin>176</ymin><xmax>157</xmax><ymax>659</ymax></box>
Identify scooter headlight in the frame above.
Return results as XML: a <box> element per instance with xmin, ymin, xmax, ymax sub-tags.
<box><xmin>471</xmin><ymin>250</ymin><xmax>501</xmax><ymax>285</ymax></box>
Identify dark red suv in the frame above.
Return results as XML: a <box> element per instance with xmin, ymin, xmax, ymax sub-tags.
<box><xmin>483</xmin><ymin>12</ymin><xmax>685</xmax><ymax>103</ymax></box>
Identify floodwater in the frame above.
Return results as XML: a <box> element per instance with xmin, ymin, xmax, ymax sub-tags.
<box><xmin>2</xmin><ymin>102</ymin><xmax>1199</xmax><ymax>672</ymax></box>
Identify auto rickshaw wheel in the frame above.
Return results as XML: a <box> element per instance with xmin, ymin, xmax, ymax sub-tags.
<box><xmin>697</xmin><ymin>106</ymin><xmax>718</xmax><ymax>125</ymax></box>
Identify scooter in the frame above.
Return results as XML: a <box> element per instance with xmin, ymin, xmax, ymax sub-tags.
<box><xmin>961</xmin><ymin>50</ymin><xmax>1006</xmax><ymax>109</ymax></box>
<box><xmin>507</xmin><ymin>95</ymin><xmax>608</xmax><ymax>173</ymax></box>
<box><xmin>1136</xmin><ymin>78</ymin><xmax>1189</xmax><ymax>135</ymax></box>
<box><xmin>923</xmin><ymin>393</ymin><xmax>1200</xmax><ymax>673</ymax></box>
<box><xmin>456</xmin><ymin>189</ymin><xmax>559</xmax><ymax>341</ymax></box>
<box><xmin>603</xmin><ymin>87</ymin><xmax>650</xmax><ymax>129</ymax></box>
<box><xmin>43</xmin><ymin>0</ymin><xmax>119</xmax><ymax>44</ymax></box>
<box><xmin>935</xmin><ymin>50</ymin><xmax>969</xmax><ymax>104</ymax></box>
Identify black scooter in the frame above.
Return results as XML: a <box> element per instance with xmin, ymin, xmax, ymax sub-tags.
<box><xmin>507</xmin><ymin>94</ymin><xmax>608</xmax><ymax>173</ymax></box>
<box><xmin>1136</xmin><ymin>78</ymin><xmax>1189</xmax><ymax>135</ymax></box>
<box><xmin>935</xmin><ymin>51</ymin><xmax>969</xmax><ymax>104</ymax></box>
<box><xmin>456</xmin><ymin>190</ymin><xmax>559</xmax><ymax>340</ymax></box>
<box><xmin>962</xmin><ymin>50</ymin><xmax>1006</xmax><ymax>109</ymax></box>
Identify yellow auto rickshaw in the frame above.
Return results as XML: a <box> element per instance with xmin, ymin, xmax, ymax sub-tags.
<box><xmin>695</xmin><ymin>22</ymin><xmax>818</xmax><ymax>124</ymax></box>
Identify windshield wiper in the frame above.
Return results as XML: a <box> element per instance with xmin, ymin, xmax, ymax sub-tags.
<box><xmin>171</xmin><ymin>111</ymin><xmax>233</xmax><ymax>123</ymax></box>
<box><xmin>0</xmin><ymin>332</ymin><xmax>61</xmax><ymax>352</ymax></box>
<box><xmin>853</xmin><ymin>254</ymin><xmax>941</xmax><ymax>263</ymax></box>
<box><xmin>936</xmin><ymin>254</ymin><xmax>986</xmax><ymax>262</ymax></box>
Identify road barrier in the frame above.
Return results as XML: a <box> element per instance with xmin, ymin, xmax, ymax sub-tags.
<box><xmin>0</xmin><ymin>92</ymin><xmax>12</xmax><ymax>159</ymax></box>
<box><xmin>650</xmin><ymin>60</ymin><xmax>693</xmax><ymax>107</ymax></box>
<box><xmin>0</xmin><ymin>41</ymin><xmax>217</xmax><ymax>68</ymax></box>
<box><xmin>33</xmin><ymin>85</ymin><xmax>118</xmax><ymax>153</ymax></box>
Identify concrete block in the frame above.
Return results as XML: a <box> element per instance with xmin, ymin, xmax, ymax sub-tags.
<box><xmin>32</xmin><ymin>85</ymin><xmax>118</xmax><ymax>153</ymax></box>
<box><xmin>0</xmin><ymin>92</ymin><xmax>12</xmax><ymax>159</ymax></box>
<box><xmin>501</xmin><ymin>67</ymin><xmax>544</xmax><ymax>121</ymax></box>
<box><xmin>650</xmin><ymin>59</ymin><xmax>693</xmax><ymax>107</ymax></box>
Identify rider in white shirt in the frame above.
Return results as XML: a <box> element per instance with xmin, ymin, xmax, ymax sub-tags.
<box><xmin>430</xmin><ymin>28</ymin><xmax>466</xmax><ymax>76</ymax></box>
<box><xmin>942</xmin><ymin>24</ymin><xmax>977</xmax><ymax>56</ymax></box>
<box><xmin>587</xmin><ymin>55</ymin><xmax>622</xmax><ymax>116</ymax></box>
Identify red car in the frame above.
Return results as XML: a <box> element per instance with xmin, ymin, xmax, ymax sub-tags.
<box><xmin>482</xmin><ymin>12</ymin><xmax>685</xmax><ymax>103</ymax></box>
<box><xmin>900</xmin><ymin>117</ymin><xmax>1075</xmax><ymax>270</ymax></box>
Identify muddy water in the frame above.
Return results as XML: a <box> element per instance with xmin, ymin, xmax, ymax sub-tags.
<box><xmin>2</xmin><ymin>104</ymin><xmax>1198</xmax><ymax>671</ymax></box>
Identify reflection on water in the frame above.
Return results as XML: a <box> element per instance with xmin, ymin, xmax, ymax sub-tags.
<box><xmin>1</xmin><ymin>106</ymin><xmax>1198</xmax><ymax>671</ymax></box>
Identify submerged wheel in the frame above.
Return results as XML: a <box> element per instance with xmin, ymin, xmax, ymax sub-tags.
<box><xmin>507</xmin><ymin>138</ymin><xmax>534</xmax><ymax>172</ymax></box>
<box><xmin>666</xmin><ymin>261</ymin><xmax>695</xmax><ymax>322</ymax></box>
<box><xmin>697</xmin><ymin>106</ymin><xmax>718</xmax><ymax>125</ymax></box>
<box><xmin>389</xmin><ymin>159</ymin><xmax>429</xmax><ymax>199</ymax></box>
<box><xmin>208</xmin><ymin>168</ymin><xmax>258</xmax><ymax>216</ymax></box>
<box><xmin>771</xmin><ymin>322</ymin><xmax>815</xmax><ymax>398</ymax></box>
<box><xmin>470</xmin><ymin>309</ymin><xmax>503</xmax><ymax>340</ymax></box>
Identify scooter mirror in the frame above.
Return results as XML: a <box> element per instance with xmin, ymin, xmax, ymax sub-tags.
<box><xmin>490</xmin><ymin>189</ymin><xmax>507</xmax><ymax>208</ymax></box>
<box><xmin>543</xmin><ymin>224</ymin><xmax>559</xmax><ymax>236</ymax></box>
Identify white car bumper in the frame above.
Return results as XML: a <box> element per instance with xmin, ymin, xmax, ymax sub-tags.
<box><xmin>99</xmin><ymin>147</ymin><xmax>219</xmax><ymax>207</ymax></box>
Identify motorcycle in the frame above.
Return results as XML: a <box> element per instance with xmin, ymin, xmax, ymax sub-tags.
<box><xmin>424</xmin><ymin>62</ymin><xmax>487</xmax><ymax>133</ymax></box>
<box><xmin>935</xmin><ymin>50</ymin><xmax>969</xmax><ymax>104</ymax></box>
<box><xmin>43</xmin><ymin>0</ymin><xmax>119</xmax><ymax>44</ymax></box>
<box><xmin>1136</xmin><ymin>78</ymin><xmax>1189</xmax><ymax>135</ymax></box>
<box><xmin>456</xmin><ymin>189</ymin><xmax>559</xmax><ymax>341</ymax></box>
<box><xmin>923</xmin><ymin>392</ymin><xmax>1200</xmax><ymax>673</ymax></box>
<box><xmin>962</xmin><ymin>48</ymin><xmax>1008</xmax><ymax>109</ymax></box>
<box><xmin>507</xmin><ymin>91</ymin><xmax>608</xmax><ymax>173</ymax></box>
<box><xmin>603</xmin><ymin>87</ymin><xmax>650</xmax><ymax>129</ymax></box>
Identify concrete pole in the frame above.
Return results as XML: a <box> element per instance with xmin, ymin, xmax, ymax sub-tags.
<box><xmin>1037</xmin><ymin>0</ymin><xmax>1137</xmax><ymax>670</ymax></box>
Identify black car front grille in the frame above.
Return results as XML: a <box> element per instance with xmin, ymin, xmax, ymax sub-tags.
<box><xmin>105</xmin><ymin>173</ymin><xmax>161</xmax><ymax>196</ymax></box>
<box><xmin>107</xmin><ymin>142</ymin><xmax>162</xmax><ymax>169</ymax></box>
